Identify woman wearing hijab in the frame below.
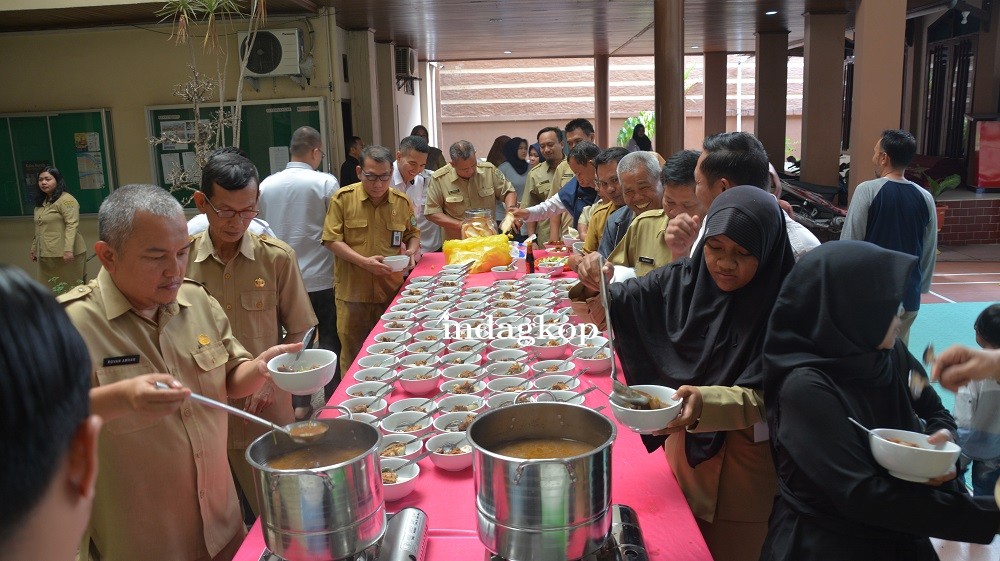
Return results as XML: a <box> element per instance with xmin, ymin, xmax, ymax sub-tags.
<box><xmin>761</xmin><ymin>241</ymin><xmax>1000</xmax><ymax>560</ymax></box>
<box><xmin>578</xmin><ymin>185</ymin><xmax>796</xmax><ymax>560</ymax></box>
<box><xmin>528</xmin><ymin>143</ymin><xmax>544</xmax><ymax>167</ymax></box>
<box><xmin>485</xmin><ymin>135</ymin><xmax>511</xmax><ymax>167</ymax></box>
<box><xmin>626</xmin><ymin>123</ymin><xmax>652</xmax><ymax>152</ymax></box>
<box><xmin>497</xmin><ymin>137</ymin><xmax>529</xmax><ymax>222</ymax></box>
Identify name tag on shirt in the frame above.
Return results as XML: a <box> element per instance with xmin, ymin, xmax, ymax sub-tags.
<box><xmin>638</xmin><ymin>256</ymin><xmax>655</xmax><ymax>265</ymax></box>
<box><xmin>391</xmin><ymin>231</ymin><xmax>402</xmax><ymax>247</ymax></box>
<box><xmin>103</xmin><ymin>354</ymin><xmax>140</xmax><ymax>367</ymax></box>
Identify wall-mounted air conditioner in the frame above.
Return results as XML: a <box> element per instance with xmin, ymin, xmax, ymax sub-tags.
<box><xmin>395</xmin><ymin>46</ymin><xmax>418</xmax><ymax>77</ymax></box>
<box><xmin>238</xmin><ymin>29</ymin><xmax>302</xmax><ymax>77</ymax></box>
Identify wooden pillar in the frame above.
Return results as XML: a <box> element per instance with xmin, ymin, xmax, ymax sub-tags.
<box><xmin>653</xmin><ymin>0</ymin><xmax>684</xmax><ymax>157</ymax></box>
<box><xmin>755</xmin><ymin>30</ymin><xmax>789</xmax><ymax>172</ymax></box>
<box><xmin>595</xmin><ymin>54</ymin><xmax>611</xmax><ymax>148</ymax></box>
<box><xmin>703</xmin><ymin>51</ymin><xmax>727</xmax><ymax>137</ymax></box>
<box><xmin>346</xmin><ymin>29</ymin><xmax>380</xmax><ymax>146</ymax></box>
<box><xmin>375</xmin><ymin>42</ymin><xmax>397</xmax><ymax>149</ymax></box>
<box><xmin>847</xmin><ymin>0</ymin><xmax>907</xmax><ymax>202</ymax></box>
<box><xmin>801</xmin><ymin>11</ymin><xmax>846</xmax><ymax>186</ymax></box>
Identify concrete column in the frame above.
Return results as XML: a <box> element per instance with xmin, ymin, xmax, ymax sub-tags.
<box><xmin>595</xmin><ymin>54</ymin><xmax>611</xmax><ymax>148</ymax></box>
<box><xmin>847</xmin><ymin>0</ymin><xmax>907</xmax><ymax>201</ymax></box>
<box><xmin>322</xmin><ymin>7</ymin><xmax>346</xmax><ymax>168</ymax></box>
<box><xmin>755</xmin><ymin>30</ymin><xmax>789</xmax><ymax>172</ymax></box>
<box><xmin>375</xmin><ymin>42</ymin><xmax>397</xmax><ymax>149</ymax></box>
<box><xmin>903</xmin><ymin>19</ymin><xmax>927</xmax><ymax>137</ymax></box>
<box><xmin>703</xmin><ymin>51</ymin><xmax>727</xmax><ymax>137</ymax></box>
<box><xmin>346</xmin><ymin>28</ymin><xmax>380</xmax><ymax>146</ymax></box>
<box><xmin>971</xmin><ymin>0</ymin><xmax>1000</xmax><ymax>116</ymax></box>
<box><xmin>653</xmin><ymin>0</ymin><xmax>684</xmax><ymax>157</ymax></box>
<box><xmin>800</xmin><ymin>12</ymin><xmax>846</xmax><ymax>186</ymax></box>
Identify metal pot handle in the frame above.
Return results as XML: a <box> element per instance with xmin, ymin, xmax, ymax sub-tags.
<box><xmin>312</xmin><ymin>404</ymin><xmax>353</xmax><ymax>420</ymax></box>
<box><xmin>513</xmin><ymin>458</ymin><xmax>577</xmax><ymax>485</ymax></box>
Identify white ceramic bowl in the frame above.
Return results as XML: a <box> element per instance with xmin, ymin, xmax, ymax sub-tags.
<box><xmin>412</xmin><ymin>329</ymin><xmax>446</xmax><ymax>344</ymax></box>
<box><xmin>441</xmin><ymin>363</ymin><xmax>484</xmax><ymax>381</ymax></box>
<box><xmin>486</xmin><ymin>349</ymin><xmax>529</xmax><ymax>363</ymax></box>
<box><xmin>530</xmin><ymin>360</ymin><xmax>575</xmax><ymax>376</ymax></box>
<box><xmin>486</xmin><ymin>391</ymin><xmax>532</xmax><ymax>409</ymax></box>
<box><xmin>486</xmin><ymin>377</ymin><xmax>532</xmax><ymax>393</ymax></box>
<box><xmin>448</xmin><ymin>308</ymin><xmax>481</xmax><ymax>320</ymax></box>
<box><xmin>536</xmin><ymin>262</ymin><xmax>564</xmax><ymax>276</ymax></box>
<box><xmin>491</xmin><ymin>266</ymin><xmax>518</xmax><ymax>280</ymax></box>
<box><xmin>530</xmin><ymin>337</ymin><xmax>569</xmax><ymax>360</ymax></box>
<box><xmin>440</xmin><ymin>351</ymin><xmax>481</xmax><ymax>367</ymax></box>
<box><xmin>534</xmin><ymin>374</ymin><xmax>581</xmax><ymax>391</ymax></box>
<box><xmin>572</xmin><ymin>241</ymin><xmax>585</xmax><ymax>255</ymax></box>
<box><xmin>379</xmin><ymin>457</ymin><xmax>420</xmax><ymax>502</ymax></box>
<box><xmin>374</xmin><ymin>331</ymin><xmax>413</xmax><ymax>345</ymax></box>
<box><xmin>357</xmin><ymin>354</ymin><xmax>399</xmax><ymax>370</ymax></box>
<box><xmin>365</xmin><ymin>341</ymin><xmax>407</xmax><ymax>357</ymax></box>
<box><xmin>563</xmin><ymin>234</ymin><xmax>580</xmax><ymax>248</ymax></box>
<box><xmin>490</xmin><ymin>337</ymin><xmax>534</xmax><ymax>352</ymax></box>
<box><xmin>608</xmin><ymin>384</ymin><xmax>682</xmax><ymax>434</ymax></box>
<box><xmin>572</xmin><ymin>346</ymin><xmax>613</xmax><ymax>373</ymax></box>
<box><xmin>423</xmin><ymin>301</ymin><xmax>451</xmax><ymax>312</ymax></box>
<box><xmin>534</xmin><ymin>389</ymin><xmax>586</xmax><ymax>405</ymax></box>
<box><xmin>380</xmin><ymin>310</ymin><xmax>411</xmax><ymax>322</ymax></box>
<box><xmin>396</xmin><ymin>296</ymin><xmax>423</xmax><ymax>305</ymax></box>
<box><xmin>522</xmin><ymin>297</ymin><xmax>553</xmax><ymax>309</ymax></box>
<box><xmin>425</xmin><ymin>433</ymin><xmax>474</xmax><ymax>471</ymax></box>
<box><xmin>353</xmin><ymin>366</ymin><xmax>397</xmax><ymax>384</ymax></box>
<box><xmin>382</xmin><ymin>319</ymin><xmax>415</xmax><ymax>332</ymax></box>
<box><xmin>345</xmin><ymin>381</ymin><xmax>393</xmax><ymax>399</ymax></box>
<box><xmin>408</xmin><ymin>276</ymin><xmax>433</xmax><ymax>284</ymax></box>
<box><xmin>267</xmin><ymin>348</ymin><xmax>337</xmax><ymax>396</ymax></box>
<box><xmin>569</xmin><ymin>335</ymin><xmax>609</xmax><ymax>351</ymax></box>
<box><xmin>339</xmin><ymin>396</ymin><xmax>388</xmax><ymax>415</ymax></box>
<box><xmin>397</xmin><ymin>366</ymin><xmax>441</xmax><ymax>395</ymax></box>
<box><xmin>486</xmin><ymin>361</ymin><xmax>530</xmax><ymax>378</ymax></box>
<box><xmin>437</xmin><ymin>275</ymin><xmax>464</xmax><ymax>287</ymax></box>
<box><xmin>405</xmin><ymin>340</ymin><xmax>446</xmax><ymax>355</ymax></box>
<box><xmin>398</xmin><ymin>353</ymin><xmax>438</xmax><ymax>369</ymax></box>
<box><xmin>380</xmin><ymin>411</ymin><xmax>434</xmax><ymax>437</ymax></box>
<box><xmin>448</xmin><ymin>339</ymin><xmax>486</xmax><ymax>353</ymax></box>
<box><xmin>383</xmin><ymin>255</ymin><xmax>410</xmax><ymax>272</ymax></box>
<box><xmin>522</xmin><ymin>273</ymin><xmax>550</xmax><ymax>281</ymax></box>
<box><xmin>869</xmin><ymin>428</ymin><xmax>962</xmax><ymax>482</ymax></box>
<box><xmin>436</xmin><ymin>394</ymin><xmax>485</xmax><ymax>414</ymax></box>
<box><xmin>434</xmin><ymin>411</ymin><xmax>479</xmax><ymax>432</ymax></box>
<box><xmin>387</xmin><ymin>397</ymin><xmax>436</xmax><ymax>414</ymax></box>
<box><xmin>440</xmin><ymin>378</ymin><xmax>487</xmax><ymax>396</ymax></box>
<box><xmin>442</xmin><ymin>262</ymin><xmax>474</xmax><ymax>273</ymax></box>
<box><xmin>388</xmin><ymin>302</ymin><xmax>420</xmax><ymax>314</ymax></box>
<box><xmin>379</xmin><ymin>434</ymin><xmax>424</xmax><ymax>461</ymax></box>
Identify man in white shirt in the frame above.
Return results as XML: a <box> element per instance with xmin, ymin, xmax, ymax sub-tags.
<box><xmin>258</xmin><ymin>126</ymin><xmax>341</xmax><ymax>412</ymax></box>
<box><xmin>392</xmin><ymin>135</ymin><xmax>442</xmax><ymax>257</ymax></box>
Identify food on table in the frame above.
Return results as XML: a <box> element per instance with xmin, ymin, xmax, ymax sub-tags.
<box><xmin>592</xmin><ymin>352</ymin><xmax>609</xmax><ymax>359</ymax></box>
<box><xmin>436</xmin><ymin>443</ymin><xmax>472</xmax><ymax>455</ymax></box>
<box><xmin>422</xmin><ymin>335</ymin><xmax>439</xmax><ymax>341</ymax></box>
<box><xmin>381</xmin><ymin>442</ymin><xmax>407</xmax><ymax>457</ymax></box>
<box><xmin>349</xmin><ymin>404</ymin><xmax>369</xmax><ymax>414</ymax></box>
<box><xmin>411</xmin><ymin>360</ymin><xmax>428</xmax><ymax>366</ymax></box>
<box><xmin>623</xmin><ymin>389</ymin><xmax>666</xmax><ymax>411</ymax></box>
<box><xmin>451</xmin><ymin>381</ymin><xmax>477</xmax><ymax>394</ymax></box>
<box><xmin>440</xmin><ymin>281</ymin><xmax>459</xmax><ymax>287</ymax></box>
<box><xmin>378</xmin><ymin>348</ymin><xmax>396</xmax><ymax>354</ymax></box>
<box><xmin>403</xmin><ymin>405</ymin><xmax>428</xmax><ymax>412</ymax></box>
<box><xmin>885</xmin><ymin>436</ymin><xmax>921</xmax><ymax>448</ymax></box>
<box><xmin>266</xmin><ymin>446</ymin><xmax>363</xmax><ymax>470</ymax></box>
<box><xmin>515</xmin><ymin>394</ymin><xmax>532</xmax><ymax>404</ymax></box>
<box><xmin>544</xmin><ymin>366</ymin><xmax>561</xmax><ymax>372</ymax></box>
<box><xmin>408</xmin><ymin>288</ymin><xmax>426</xmax><ymax>295</ymax></box>
<box><xmin>277</xmin><ymin>363</ymin><xmax>320</xmax><ymax>372</ymax></box>
<box><xmin>397</xmin><ymin>423</ymin><xmax>425</xmax><ymax>433</ymax></box>
<box><xmin>456</xmin><ymin>368</ymin><xmax>477</xmax><ymax>377</ymax></box>
<box><xmin>537</xmin><ymin>256</ymin><xmax>568</xmax><ymax>267</ymax></box>
<box><xmin>446</xmin><ymin>414</ymin><xmax>476</xmax><ymax>432</ymax></box>
<box><xmin>507</xmin><ymin>384</ymin><xmax>527</xmax><ymax>392</ymax></box>
<box><xmin>544</xmin><ymin>340</ymin><xmax>561</xmax><ymax>347</ymax></box>
<box><xmin>455</xmin><ymin>344</ymin><xmax>473</xmax><ymax>351</ymax></box>
<box><xmin>386</xmin><ymin>321</ymin><xmax>408</xmax><ymax>329</ymax></box>
<box><xmin>365</xmin><ymin>375</ymin><xmax>384</xmax><ymax>381</ymax></box>
<box><xmin>507</xmin><ymin>363</ymin><xmax>525</xmax><ymax>375</ymax></box>
<box><xmin>450</xmin><ymin>403</ymin><xmax>476</xmax><ymax>412</ymax></box>
<box><xmin>411</xmin><ymin>345</ymin><xmax>428</xmax><ymax>353</ymax></box>
<box><xmin>412</xmin><ymin>372</ymin><xmax>434</xmax><ymax>380</ymax></box>
<box><xmin>381</xmin><ymin>469</ymin><xmax>398</xmax><ymax>484</ymax></box>
<box><xmin>549</xmin><ymin>382</ymin><xmax>570</xmax><ymax>390</ymax></box>
<box><xmin>493</xmin><ymin>438</ymin><xmax>593</xmax><ymax>459</ymax></box>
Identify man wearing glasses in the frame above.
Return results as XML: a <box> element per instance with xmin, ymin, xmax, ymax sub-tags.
<box><xmin>187</xmin><ymin>148</ymin><xmax>317</xmax><ymax>518</ymax></box>
<box><xmin>323</xmin><ymin>145</ymin><xmax>420</xmax><ymax>374</ymax></box>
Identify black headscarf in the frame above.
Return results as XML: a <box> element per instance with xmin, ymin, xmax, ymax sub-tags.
<box><xmin>609</xmin><ymin>185</ymin><xmax>796</xmax><ymax>464</ymax></box>
<box><xmin>632</xmin><ymin>125</ymin><xmax>652</xmax><ymax>151</ymax></box>
<box><xmin>503</xmin><ymin>137</ymin><xmax>528</xmax><ymax>175</ymax></box>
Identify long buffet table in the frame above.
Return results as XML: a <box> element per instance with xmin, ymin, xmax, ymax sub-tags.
<box><xmin>234</xmin><ymin>252</ymin><xmax>712</xmax><ymax>561</ymax></box>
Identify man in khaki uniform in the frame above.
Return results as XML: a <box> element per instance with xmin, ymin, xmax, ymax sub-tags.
<box><xmin>59</xmin><ymin>184</ymin><xmax>300</xmax><ymax>561</ymax></box>
<box><xmin>425</xmin><ymin>140</ymin><xmax>518</xmax><ymax>240</ymax></box>
<box><xmin>323</xmin><ymin>145</ymin><xmax>420</xmax><ymax>374</ymax></box>
<box><xmin>186</xmin><ymin>149</ymin><xmax>317</xmax><ymax>517</ymax></box>
<box><xmin>579</xmin><ymin>147</ymin><xmax>629</xmax><ymax>255</ymax></box>
<box><xmin>522</xmin><ymin>127</ymin><xmax>571</xmax><ymax>243</ymax></box>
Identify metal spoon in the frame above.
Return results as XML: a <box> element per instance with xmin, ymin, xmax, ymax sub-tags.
<box><xmin>154</xmin><ymin>381</ymin><xmax>327</xmax><ymax>443</ymax></box>
<box><xmin>847</xmin><ymin>416</ymin><xmax>892</xmax><ymax>444</ymax></box>
<box><xmin>596</xmin><ymin>255</ymin><xmax>647</xmax><ymax>407</ymax></box>
<box><xmin>288</xmin><ymin>326</ymin><xmax>317</xmax><ymax>369</ymax></box>
<box><xmin>385</xmin><ymin>448</ymin><xmax>436</xmax><ymax>473</ymax></box>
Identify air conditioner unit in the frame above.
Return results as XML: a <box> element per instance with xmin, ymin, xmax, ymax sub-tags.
<box><xmin>394</xmin><ymin>46</ymin><xmax>418</xmax><ymax>76</ymax></box>
<box><xmin>238</xmin><ymin>29</ymin><xmax>302</xmax><ymax>77</ymax></box>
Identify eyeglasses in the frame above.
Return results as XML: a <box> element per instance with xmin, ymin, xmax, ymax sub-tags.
<box><xmin>202</xmin><ymin>195</ymin><xmax>259</xmax><ymax>219</ymax></box>
<box><xmin>594</xmin><ymin>177</ymin><xmax>620</xmax><ymax>189</ymax></box>
<box><xmin>362</xmin><ymin>171</ymin><xmax>392</xmax><ymax>182</ymax></box>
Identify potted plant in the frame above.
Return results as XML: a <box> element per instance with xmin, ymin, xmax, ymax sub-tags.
<box><xmin>907</xmin><ymin>163</ymin><xmax>961</xmax><ymax>230</ymax></box>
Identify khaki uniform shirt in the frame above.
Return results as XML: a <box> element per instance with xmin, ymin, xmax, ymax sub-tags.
<box><xmin>59</xmin><ymin>269</ymin><xmax>252</xmax><ymax>561</ymax></box>
<box><xmin>323</xmin><ymin>184</ymin><xmax>419</xmax><ymax>303</ymax></box>
<box><xmin>186</xmin><ymin>230</ymin><xmax>318</xmax><ymax>446</ymax></box>
<box><xmin>583</xmin><ymin>200</ymin><xmax>621</xmax><ymax>254</ymax></box>
<box><xmin>607</xmin><ymin>209</ymin><xmax>673</xmax><ymax>277</ymax></box>
<box><xmin>521</xmin><ymin>160</ymin><xmax>563</xmax><ymax>242</ymax></box>
<box><xmin>425</xmin><ymin>162</ymin><xmax>515</xmax><ymax>240</ymax></box>
<box><xmin>549</xmin><ymin>159</ymin><xmax>575</xmax><ymax>196</ymax></box>
<box><xmin>32</xmin><ymin>191</ymin><xmax>85</xmax><ymax>256</ymax></box>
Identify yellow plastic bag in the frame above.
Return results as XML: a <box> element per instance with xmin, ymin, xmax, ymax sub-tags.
<box><xmin>442</xmin><ymin>234</ymin><xmax>512</xmax><ymax>273</ymax></box>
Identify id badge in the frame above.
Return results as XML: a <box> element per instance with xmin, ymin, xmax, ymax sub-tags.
<box><xmin>391</xmin><ymin>231</ymin><xmax>402</xmax><ymax>247</ymax></box>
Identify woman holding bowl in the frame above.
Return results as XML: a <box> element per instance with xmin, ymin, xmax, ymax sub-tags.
<box><xmin>29</xmin><ymin>166</ymin><xmax>86</xmax><ymax>292</ymax></box>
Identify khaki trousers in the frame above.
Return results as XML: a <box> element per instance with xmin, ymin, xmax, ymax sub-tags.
<box><xmin>336</xmin><ymin>299</ymin><xmax>389</xmax><ymax>374</ymax></box>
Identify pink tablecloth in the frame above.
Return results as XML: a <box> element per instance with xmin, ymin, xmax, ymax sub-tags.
<box><xmin>234</xmin><ymin>253</ymin><xmax>711</xmax><ymax>561</ymax></box>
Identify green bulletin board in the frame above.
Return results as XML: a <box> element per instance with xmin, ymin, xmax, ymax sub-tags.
<box><xmin>0</xmin><ymin>109</ymin><xmax>116</xmax><ymax>216</ymax></box>
<box><xmin>146</xmin><ymin>97</ymin><xmax>326</xmax><ymax>206</ymax></box>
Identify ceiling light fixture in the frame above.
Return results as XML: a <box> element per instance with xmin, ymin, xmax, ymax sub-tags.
<box><xmin>765</xmin><ymin>10</ymin><xmax>778</xmax><ymax>15</ymax></box>
<box><xmin>690</xmin><ymin>45</ymin><xmax>700</xmax><ymax>50</ymax></box>
<box><xmin>503</xmin><ymin>50</ymin><xmax>512</xmax><ymax>55</ymax></box>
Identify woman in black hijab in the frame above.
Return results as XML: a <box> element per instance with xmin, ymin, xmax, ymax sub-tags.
<box><xmin>761</xmin><ymin>241</ymin><xmax>1000</xmax><ymax>560</ymax></box>
<box><xmin>627</xmin><ymin>123</ymin><xmax>652</xmax><ymax>152</ymax></box>
<box><xmin>605</xmin><ymin>185</ymin><xmax>796</xmax><ymax>560</ymax></box>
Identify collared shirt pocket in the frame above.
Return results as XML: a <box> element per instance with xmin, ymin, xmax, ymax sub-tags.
<box><xmin>344</xmin><ymin>218</ymin><xmax>369</xmax><ymax>247</ymax></box>
<box><xmin>191</xmin><ymin>340</ymin><xmax>230</xmax><ymax>400</ymax></box>
<box><xmin>444</xmin><ymin>191</ymin><xmax>466</xmax><ymax>217</ymax></box>
<box><xmin>95</xmin><ymin>362</ymin><xmax>164</xmax><ymax>434</ymax></box>
<box><xmin>240</xmin><ymin>290</ymin><xmax>277</xmax><ymax>343</ymax></box>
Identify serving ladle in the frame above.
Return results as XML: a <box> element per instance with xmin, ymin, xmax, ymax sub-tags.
<box><xmin>596</xmin><ymin>255</ymin><xmax>648</xmax><ymax>408</ymax></box>
<box><xmin>154</xmin><ymin>381</ymin><xmax>328</xmax><ymax>444</ymax></box>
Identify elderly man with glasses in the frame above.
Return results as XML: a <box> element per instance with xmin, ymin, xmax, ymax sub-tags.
<box><xmin>187</xmin><ymin>148</ymin><xmax>317</xmax><ymax>521</ymax></box>
<box><xmin>322</xmin><ymin>145</ymin><xmax>420</xmax><ymax>374</ymax></box>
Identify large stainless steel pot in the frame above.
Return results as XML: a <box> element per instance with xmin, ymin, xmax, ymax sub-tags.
<box><xmin>245</xmin><ymin>416</ymin><xmax>386</xmax><ymax>561</ymax></box>
<box><xmin>468</xmin><ymin>402</ymin><xmax>616</xmax><ymax>561</ymax></box>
